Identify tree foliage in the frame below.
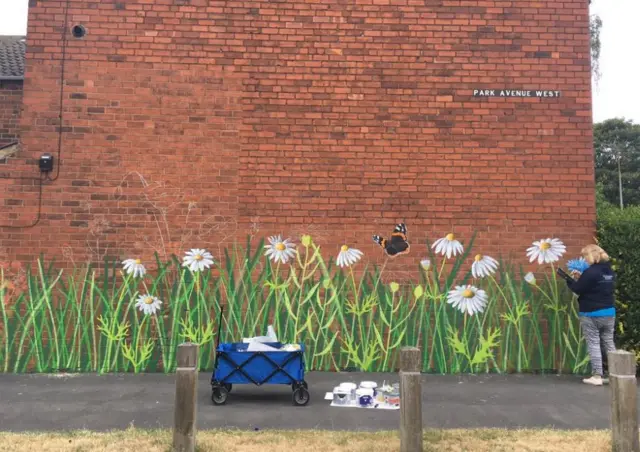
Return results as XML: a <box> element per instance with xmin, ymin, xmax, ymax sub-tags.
<box><xmin>597</xmin><ymin>204</ymin><xmax>640</xmax><ymax>361</ymax></box>
<box><xmin>594</xmin><ymin>119</ymin><xmax>640</xmax><ymax>208</ymax></box>
<box><xmin>590</xmin><ymin>13</ymin><xmax>603</xmax><ymax>82</ymax></box>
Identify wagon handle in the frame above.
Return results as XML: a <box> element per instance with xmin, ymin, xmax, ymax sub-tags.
<box><xmin>215</xmin><ymin>304</ymin><xmax>225</xmax><ymax>350</ymax></box>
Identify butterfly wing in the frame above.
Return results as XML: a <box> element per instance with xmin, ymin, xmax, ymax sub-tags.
<box><xmin>387</xmin><ymin>223</ymin><xmax>410</xmax><ymax>257</ymax></box>
<box><xmin>388</xmin><ymin>235</ymin><xmax>410</xmax><ymax>255</ymax></box>
<box><xmin>393</xmin><ymin>223</ymin><xmax>407</xmax><ymax>236</ymax></box>
<box><xmin>372</xmin><ymin>235</ymin><xmax>387</xmax><ymax>249</ymax></box>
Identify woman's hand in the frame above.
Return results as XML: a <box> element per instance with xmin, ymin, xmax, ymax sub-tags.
<box><xmin>571</xmin><ymin>270</ymin><xmax>582</xmax><ymax>279</ymax></box>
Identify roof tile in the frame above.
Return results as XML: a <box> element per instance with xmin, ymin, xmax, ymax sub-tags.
<box><xmin>0</xmin><ymin>36</ymin><xmax>26</xmax><ymax>79</ymax></box>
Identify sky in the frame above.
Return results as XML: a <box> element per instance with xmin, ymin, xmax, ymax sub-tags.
<box><xmin>0</xmin><ymin>0</ymin><xmax>638</xmax><ymax>124</ymax></box>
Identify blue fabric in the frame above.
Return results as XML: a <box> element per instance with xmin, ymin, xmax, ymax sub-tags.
<box><xmin>567</xmin><ymin>258</ymin><xmax>590</xmax><ymax>273</ymax></box>
<box><xmin>212</xmin><ymin>342</ymin><xmax>305</xmax><ymax>385</ymax></box>
<box><xmin>579</xmin><ymin>307</ymin><xmax>616</xmax><ymax>318</ymax></box>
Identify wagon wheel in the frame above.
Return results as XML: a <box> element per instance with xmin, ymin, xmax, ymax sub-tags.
<box><xmin>212</xmin><ymin>386</ymin><xmax>229</xmax><ymax>405</ymax></box>
<box><xmin>292</xmin><ymin>387</ymin><xmax>310</xmax><ymax>406</ymax></box>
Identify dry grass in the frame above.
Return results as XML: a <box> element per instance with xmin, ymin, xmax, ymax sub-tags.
<box><xmin>0</xmin><ymin>428</ymin><xmax>613</xmax><ymax>452</ymax></box>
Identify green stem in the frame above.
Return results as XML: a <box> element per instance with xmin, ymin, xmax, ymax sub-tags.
<box><xmin>89</xmin><ymin>273</ymin><xmax>98</xmax><ymax>371</ymax></box>
<box><xmin>462</xmin><ymin>314</ymin><xmax>471</xmax><ymax>372</ymax></box>
<box><xmin>550</xmin><ymin>263</ymin><xmax>560</xmax><ymax>370</ymax></box>
<box><xmin>39</xmin><ymin>263</ymin><xmax>61</xmax><ymax>371</ymax></box>
<box><xmin>67</xmin><ymin>275</ymin><xmax>84</xmax><ymax>370</ymax></box>
<box><xmin>294</xmin><ymin>248</ymin><xmax>312</xmax><ymax>342</ymax></box>
<box><xmin>15</xmin><ymin>292</ymin><xmax>47</xmax><ymax>373</ymax></box>
<box><xmin>137</xmin><ymin>315</ymin><xmax>149</xmax><ymax>373</ymax></box>
<box><xmin>1</xmin><ymin>270</ymin><xmax>10</xmax><ymax>373</ymax></box>
<box><xmin>26</xmin><ymin>274</ymin><xmax>44</xmax><ymax>372</ymax></box>
<box><xmin>349</xmin><ymin>267</ymin><xmax>358</xmax><ymax>300</ymax></box>
<box><xmin>435</xmin><ymin>292</ymin><xmax>448</xmax><ymax>373</ymax></box>
<box><xmin>382</xmin><ymin>292</ymin><xmax>396</xmax><ymax>370</ymax></box>
<box><xmin>438</xmin><ymin>258</ymin><xmax>447</xmax><ymax>282</ymax></box>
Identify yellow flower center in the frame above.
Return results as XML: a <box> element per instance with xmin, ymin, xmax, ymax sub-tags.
<box><xmin>194</xmin><ymin>254</ymin><xmax>203</xmax><ymax>261</ymax></box>
<box><xmin>474</xmin><ymin>254</ymin><xmax>483</xmax><ymax>262</ymax></box>
<box><xmin>540</xmin><ymin>242</ymin><xmax>551</xmax><ymax>251</ymax></box>
<box><xmin>341</xmin><ymin>245</ymin><xmax>349</xmax><ymax>252</ymax></box>
<box><xmin>446</xmin><ymin>233</ymin><xmax>455</xmax><ymax>241</ymax></box>
<box><xmin>144</xmin><ymin>297</ymin><xmax>154</xmax><ymax>305</ymax></box>
<box><xmin>462</xmin><ymin>289</ymin><xmax>475</xmax><ymax>298</ymax></box>
<box><xmin>135</xmin><ymin>259</ymin><xmax>141</xmax><ymax>265</ymax></box>
<box><xmin>275</xmin><ymin>243</ymin><xmax>286</xmax><ymax>251</ymax></box>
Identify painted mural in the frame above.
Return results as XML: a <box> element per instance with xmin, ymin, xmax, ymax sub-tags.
<box><xmin>0</xmin><ymin>227</ymin><xmax>590</xmax><ymax>375</ymax></box>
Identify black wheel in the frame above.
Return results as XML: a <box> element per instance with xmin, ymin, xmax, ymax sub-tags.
<box><xmin>224</xmin><ymin>383</ymin><xmax>233</xmax><ymax>393</ymax></box>
<box><xmin>292</xmin><ymin>387</ymin><xmax>310</xmax><ymax>406</ymax></box>
<box><xmin>212</xmin><ymin>386</ymin><xmax>229</xmax><ymax>405</ymax></box>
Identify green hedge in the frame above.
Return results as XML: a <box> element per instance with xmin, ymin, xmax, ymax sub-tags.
<box><xmin>596</xmin><ymin>201</ymin><xmax>640</xmax><ymax>361</ymax></box>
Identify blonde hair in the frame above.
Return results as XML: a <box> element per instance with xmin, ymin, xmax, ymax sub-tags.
<box><xmin>581</xmin><ymin>244</ymin><xmax>610</xmax><ymax>265</ymax></box>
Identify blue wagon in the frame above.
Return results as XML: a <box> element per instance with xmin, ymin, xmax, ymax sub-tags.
<box><xmin>210</xmin><ymin>308</ymin><xmax>310</xmax><ymax>406</ymax></box>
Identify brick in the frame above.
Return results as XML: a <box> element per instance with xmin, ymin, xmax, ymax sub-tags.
<box><xmin>0</xmin><ymin>0</ymin><xmax>595</xmax><ymax>272</ymax></box>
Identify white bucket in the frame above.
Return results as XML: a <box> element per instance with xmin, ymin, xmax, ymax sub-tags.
<box><xmin>339</xmin><ymin>382</ymin><xmax>357</xmax><ymax>400</ymax></box>
<box><xmin>359</xmin><ymin>381</ymin><xmax>378</xmax><ymax>397</ymax></box>
<box><xmin>333</xmin><ymin>386</ymin><xmax>351</xmax><ymax>405</ymax></box>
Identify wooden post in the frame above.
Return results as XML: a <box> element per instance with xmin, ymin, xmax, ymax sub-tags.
<box><xmin>400</xmin><ymin>346</ymin><xmax>423</xmax><ymax>452</ymax></box>
<box><xmin>173</xmin><ymin>343</ymin><xmax>199</xmax><ymax>452</ymax></box>
<box><xmin>610</xmin><ymin>350</ymin><xmax>639</xmax><ymax>452</ymax></box>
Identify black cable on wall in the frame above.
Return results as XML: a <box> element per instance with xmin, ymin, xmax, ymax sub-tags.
<box><xmin>0</xmin><ymin>174</ymin><xmax>45</xmax><ymax>229</ymax></box>
<box><xmin>46</xmin><ymin>0</ymin><xmax>71</xmax><ymax>183</ymax></box>
<box><xmin>0</xmin><ymin>0</ymin><xmax>71</xmax><ymax>229</ymax></box>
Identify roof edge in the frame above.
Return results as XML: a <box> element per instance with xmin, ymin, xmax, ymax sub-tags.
<box><xmin>0</xmin><ymin>76</ymin><xmax>24</xmax><ymax>81</ymax></box>
<box><xmin>0</xmin><ymin>141</ymin><xmax>20</xmax><ymax>151</ymax></box>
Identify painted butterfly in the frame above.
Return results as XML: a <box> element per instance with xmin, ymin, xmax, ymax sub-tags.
<box><xmin>373</xmin><ymin>223</ymin><xmax>410</xmax><ymax>258</ymax></box>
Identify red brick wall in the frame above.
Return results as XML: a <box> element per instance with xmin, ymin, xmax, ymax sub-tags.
<box><xmin>0</xmin><ymin>0</ymin><xmax>595</xmax><ymax>273</ymax></box>
<box><xmin>0</xmin><ymin>80</ymin><xmax>22</xmax><ymax>147</ymax></box>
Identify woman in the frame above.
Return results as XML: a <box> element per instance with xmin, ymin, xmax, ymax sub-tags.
<box><xmin>565</xmin><ymin>244</ymin><xmax>616</xmax><ymax>386</ymax></box>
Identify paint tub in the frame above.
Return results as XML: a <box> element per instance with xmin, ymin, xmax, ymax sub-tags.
<box><xmin>332</xmin><ymin>386</ymin><xmax>351</xmax><ymax>406</ymax></box>
<box><xmin>359</xmin><ymin>381</ymin><xmax>378</xmax><ymax>397</ymax></box>
<box><xmin>339</xmin><ymin>382</ymin><xmax>357</xmax><ymax>401</ymax></box>
<box><xmin>384</xmin><ymin>388</ymin><xmax>400</xmax><ymax>407</ymax></box>
<box><xmin>356</xmin><ymin>388</ymin><xmax>374</xmax><ymax>407</ymax></box>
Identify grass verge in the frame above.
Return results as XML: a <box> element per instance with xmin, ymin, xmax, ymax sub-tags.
<box><xmin>0</xmin><ymin>428</ymin><xmax>612</xmax><ymax>452</ymax></box>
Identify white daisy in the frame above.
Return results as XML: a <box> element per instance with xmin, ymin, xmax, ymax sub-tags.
<box><xmin>526</xmin><ymin>238</ymin><xmax>566</xmax><ymax>264</ymax></box>
<box><xmin>446</xmin><ymin>285</ymin><xmax>488</xmax><ymax>316</ymax></box>
<box><xmin>524</xmin><ymin>272</ymin><xmax>537</xmax><ymax>285</ymax></box>
<box><xmin>122</xmin><ymin>258</ymin><xmax>146</xmax><ymax>278</ymax></box>
<box><xmin>182</xmin><ymin>248</ymin><xmax>214</xmax><ymax>272</ymax></box>
<box><xmin>432</xmin><ymin>233</ymin><xmax>464</xmax><ymax>259</ymax></box>
<box><xmin>471</xmin><ymin>254</ymin><xmax>499</xmax><ymax>279</ymax></box>
<box><xmin>264</xmin><ymin>235</ymin><xmax>296</xmax><ymax>265</ymax></box>
<box><xmin>336</xmin><ymin>245</ymin><xmax>363</xmax><ymax>268</ymax></box>
<box><xmin>420</xmin><ymin>259</ymin><xmax>431</xmax><ymax>271</ymax></box>
<box><xmin>135</xmin><ymin>294</ymin><xmax>163</xmax><ymax>316</ymax></box>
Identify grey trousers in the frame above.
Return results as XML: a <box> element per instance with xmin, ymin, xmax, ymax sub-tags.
<box><xmin>580</xmin><ymin>316</ymin><xmax>616</xmax><ymax>376</ymax></box>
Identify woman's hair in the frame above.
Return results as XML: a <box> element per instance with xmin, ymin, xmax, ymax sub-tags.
<box><xmin>582</xmin><ymin>244</ymin><xmax>610</xmax><ymax>265</ymax></box>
